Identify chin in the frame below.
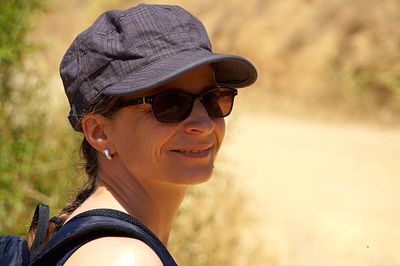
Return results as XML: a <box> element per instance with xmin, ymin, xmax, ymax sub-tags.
<box><xmin>169</xmin><ymin>166</ymin><xmax>214</xmax><ymax>185</ymax></box>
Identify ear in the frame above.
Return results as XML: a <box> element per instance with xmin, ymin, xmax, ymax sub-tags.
<box><xmin>81</xmin><ymin>114</ymin><xmax>114</xmax><ymax>153</ymax></box>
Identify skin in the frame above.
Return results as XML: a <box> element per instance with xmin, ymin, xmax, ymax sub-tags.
<box><xmin>64</xmin><ymin>64</ymin><xmax>226</xmax><ymax>266</ymax></box>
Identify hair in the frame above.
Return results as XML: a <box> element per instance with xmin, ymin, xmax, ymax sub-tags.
<box><xmin>27</xmin><ymin>95</ymin><xmax>120</xmax><ymax>250</ymax></box>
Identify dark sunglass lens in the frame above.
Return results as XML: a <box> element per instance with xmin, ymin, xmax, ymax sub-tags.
<box><xmin>202</xmin><ymin>88</ymin><xmax>235</xmax><ymax>118</ymax></box>
<box><xmin>152</xmin><ymin>91</ymin><xmax>193</xmax><ymax>122</ymax></box>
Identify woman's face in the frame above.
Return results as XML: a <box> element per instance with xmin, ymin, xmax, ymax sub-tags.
<box><xmin>106</xmin><ymin>65</ymin><xmax>225</xmax><ymax>186</ymax></box>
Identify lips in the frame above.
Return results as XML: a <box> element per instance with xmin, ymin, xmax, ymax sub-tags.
<box><xmin>171</xmin><ymin>145</ymin><xmax>213</xmax><ymax>158</ymax></box>
<box><xmin>174</xmin><ymin>148</ymin><xmax>210</xmax><ymax>153</ymax></box>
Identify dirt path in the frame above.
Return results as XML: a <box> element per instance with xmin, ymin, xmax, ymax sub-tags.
<box><xmin>218</xmin><ymin>111</ymin><xmax>400</xmax><ymax>266</ymax></box>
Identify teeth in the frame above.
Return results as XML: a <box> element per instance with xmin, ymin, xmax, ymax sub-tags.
<box><xmin>179</xmin><ymin>149</ymin><xmax>207</xmax><ymax>154</ymax></box>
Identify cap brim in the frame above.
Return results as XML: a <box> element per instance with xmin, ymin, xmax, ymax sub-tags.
<box><xmin>102</xmin><ymin>49</ymin><xmax>257</xmax><ymax>96</ymax></box>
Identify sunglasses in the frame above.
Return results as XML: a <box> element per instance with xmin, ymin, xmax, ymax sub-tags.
<box><xmin>115</xmin><ymin>87</ymin><xmax>238</xmax><ymax>123</ymax></box>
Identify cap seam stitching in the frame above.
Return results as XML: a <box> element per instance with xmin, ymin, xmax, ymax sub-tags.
<box><xmin>98</xmin><ymin>48</ymin><xmax>209</xmax><ymax>94</ymax></box>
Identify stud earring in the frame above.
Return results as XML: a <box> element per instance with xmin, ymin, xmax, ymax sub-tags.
<box><xmin>104</xmin><ymin>148</ymin><xmax>113</xmax><ymax>160</ymax></box>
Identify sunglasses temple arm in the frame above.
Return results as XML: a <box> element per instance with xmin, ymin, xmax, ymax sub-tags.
<box><xmin>117</xmin><ymin>97</ymin><xmax>148</xmax><ymax>108</ymax></box>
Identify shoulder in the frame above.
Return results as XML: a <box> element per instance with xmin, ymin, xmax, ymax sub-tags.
<box><xmin>63</xmin><ymin>236</ymin><xmax>163</xmax><ymax>266</ymax></box>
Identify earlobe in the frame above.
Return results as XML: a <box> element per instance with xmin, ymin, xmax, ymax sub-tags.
<box><xmin>81</xmin><ymin>115</ymin><xmax>113</xmax><ymax>153</ymax></box>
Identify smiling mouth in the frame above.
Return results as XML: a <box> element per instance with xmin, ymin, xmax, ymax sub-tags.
<box><xmin>171</xmin><ymin>147</ymin><xmax>212</xmax><ymax>157</ymax></box>
<box><xmin>174</xmin><ymin>148</ymin><xmax>210</xmax><ymax>154</ymax></box>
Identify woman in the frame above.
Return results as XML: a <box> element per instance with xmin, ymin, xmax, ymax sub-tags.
<box><xmin>30</xmin><ymin>4</ymin><xmax>257</xmax><ymax>265</ymax></box>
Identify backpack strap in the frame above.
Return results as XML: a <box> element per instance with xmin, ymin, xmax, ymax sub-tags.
<box><xmin>29</xmin><ymin>204</ymin><xmax>50</xmax><ymax>259</ymax></box>
<box><xmin>29</xmin><ymin>209</ymin><xmax>177</xmax><ymax>266</ymax></box>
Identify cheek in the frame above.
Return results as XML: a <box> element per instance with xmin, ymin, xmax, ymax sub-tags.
<box><xmin>140</xmin><ymin>126</ymin><xmax>174</xmax><ymax>157</ymax></box>
<box><xmin>114</xmin><ymin>119</ymin><xmax>176</xmax><ymax>164</ymax></box>
<box><xmin>214</xmin><ymin>118</ymin><xmax>226</xmax><ymax>150</ymax></box>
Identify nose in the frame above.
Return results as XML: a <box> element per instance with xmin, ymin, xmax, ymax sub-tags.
<box><xmin>183</xmin><ymin>99</ymin><xmax>215</xmax><ymax>135</ymax></box>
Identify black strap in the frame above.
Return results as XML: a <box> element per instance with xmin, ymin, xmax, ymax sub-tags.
<box><xmin>30</xmin><ymin>209</ymin><xmax>177</xmax><ymax>266</ymax></box>
<box><xmin>29</xmin><ymin>204</ymin><xmax>50</xmax><ymax>259</ymax></box>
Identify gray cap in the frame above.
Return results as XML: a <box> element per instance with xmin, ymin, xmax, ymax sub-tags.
<box><xmin>60</xmin><ymin>4</ymin><xmax>258</xmax><ymax>130</ymax></box>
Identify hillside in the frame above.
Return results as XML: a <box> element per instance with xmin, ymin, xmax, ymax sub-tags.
<box><xmin>32</xmin><ymin>0</ymin><xmax>400</xmax><ymax>124</ymax></box>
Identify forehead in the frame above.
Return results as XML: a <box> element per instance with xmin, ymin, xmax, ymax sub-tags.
<box><xmin>121</xmin><ymin>64</ymin><xmax>216</xmax><ymax>100</ymax></box>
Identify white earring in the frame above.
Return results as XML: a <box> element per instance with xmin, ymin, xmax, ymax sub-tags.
<box><xmin>104</xmin><ymin>148</ymin><xmax>113</xmax><ymax>160</ymax></box>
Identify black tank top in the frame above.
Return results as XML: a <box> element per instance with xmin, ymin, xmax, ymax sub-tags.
<box><xmin>29</xmin><ymin>209</ymin><xmax>177</xmax><ymax>266</ymax></box>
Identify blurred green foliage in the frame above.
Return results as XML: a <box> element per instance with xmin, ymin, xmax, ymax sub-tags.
<box><xmin>0</xmin><ymin>0</ymin><xmax>45</xmax><ymax>99</ymax></box>
<box><xmin>0</xmin><ymin>0</ymin><xmax>79</xmax><ymax>235</ymax></box>
<box><xmin>349</xmin><ymin>62</ymin><xmax>400</xmax><ymax>109</ymax></box>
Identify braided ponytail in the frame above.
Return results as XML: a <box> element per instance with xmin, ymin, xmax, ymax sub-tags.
<box><xmin>27</xmin><ymin>96</ymin><xmax>120</xmax><ymax>250</ymax></box>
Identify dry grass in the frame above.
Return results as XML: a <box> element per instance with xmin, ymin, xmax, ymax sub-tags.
<box><xmin>170</xmin><ymin>166</ymin><xmax>276</xmax><ymax>265</ymax></box>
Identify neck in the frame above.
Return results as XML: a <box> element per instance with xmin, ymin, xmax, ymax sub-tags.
<box><xmin>78</xmin><ymin>168</ymin><xmax>187</xmax><ymax>246</ymax></box>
